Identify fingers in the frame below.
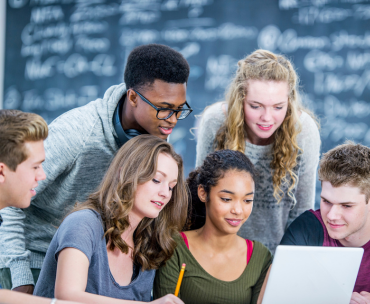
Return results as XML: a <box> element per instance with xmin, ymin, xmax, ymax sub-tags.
<box><xmin>153</xmin><ymin>294</ymin><xmax>185</xmax><ymax>304</ymax></box>
<box><xmin>350</xmin><ymin>292</ymin><xmax>370</xmax><ymax>304</ymax></box>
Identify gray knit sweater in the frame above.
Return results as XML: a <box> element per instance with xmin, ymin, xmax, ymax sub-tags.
<box><xmin>196</xmin><ymin>102</ymin><xmax>320</xmax><ymax>253</ymax></box>
<box><xmin>0</xmin><ymin>84</ymin><xmax>126</xmax><ymax>288</ymax></box>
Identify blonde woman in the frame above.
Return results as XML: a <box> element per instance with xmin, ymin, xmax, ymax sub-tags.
<box><xmin>195</xmin><ymin>49</ymin><xmax>320</xmax><ymax>253</ymax></box>
<box><xmin>34</xmin><ymin>135</ymin><xmax>186</xmax><ymax>304</ymax></box>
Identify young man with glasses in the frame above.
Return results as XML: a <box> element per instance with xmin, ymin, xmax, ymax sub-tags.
<box><xmin>0</xmin><ymin>44</ymin><xmax>191</xmax><ymax>294</ymax></box>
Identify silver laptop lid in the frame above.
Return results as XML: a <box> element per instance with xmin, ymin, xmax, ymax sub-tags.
<box><xmin>262</xmin><ymin>245</ymin><xmax>364</xmax><ymax>304</ymax></box>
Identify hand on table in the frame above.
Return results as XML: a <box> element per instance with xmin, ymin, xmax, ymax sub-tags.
<box><xmin>350</xmin><ymin>291</ymin><xmax>370</xmax><ymax>304</ymax></box>
<box><xmin>12</xmin><ymin>284</ymin><xmax>34</xmax><ymax>295</ymax></box>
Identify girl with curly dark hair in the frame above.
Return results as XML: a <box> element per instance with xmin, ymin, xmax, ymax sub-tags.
<box><xmin>154</xmin><ymin>149</ymin><xmax>272</xmax><ymax>304</ymax></box>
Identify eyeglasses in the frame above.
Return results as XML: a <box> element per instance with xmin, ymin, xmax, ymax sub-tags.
<box><xmin>133</xmin><ymin>90</ymin><xmax>193</xmax><ymax>120</ymax></box>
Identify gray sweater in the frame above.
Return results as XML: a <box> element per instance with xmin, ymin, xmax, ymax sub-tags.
<box><xmin>196</xmin><ymin>102</ymin><xmax>320</xmax><ymax>253</ymax></box>
<box><xmin>0</xmin><ymin>84</ymin><xmax>126</xmax><ymax>288</ymax></box>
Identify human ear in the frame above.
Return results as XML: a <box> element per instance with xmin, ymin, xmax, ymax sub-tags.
<box><xmin>197</xmin><ymin>185</ymin><xmax>207</xmax><ymax>203</ymax></box>
<box><xmin>0</xmin><ymin>163</ymin><xmax>7</xmax><ymax>183</ymax></box>
<box><xmin>127</xmin><ymin>89</ymin><xmax>138</xmax><ymax>108</ymax></box>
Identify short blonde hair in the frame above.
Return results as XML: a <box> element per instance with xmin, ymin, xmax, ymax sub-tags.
<box><xmin>318</xmin><ymin>141</ymin><xmax>370</xmax><ymax>204</ymax></box>
<box><xmin>0</xmin><ymin>110</ymin><xmax>48</xmax><ymax>171</ymax></box>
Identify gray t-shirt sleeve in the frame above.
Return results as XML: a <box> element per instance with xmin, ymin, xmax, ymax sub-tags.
<box><xmin>54</xmin><ymin>209</ymin><xmax>102</xmax><ymax>263</ymax></box>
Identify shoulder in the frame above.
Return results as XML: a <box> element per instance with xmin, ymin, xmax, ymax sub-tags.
<box><xmin>58</xmin><ymin>209</ymin><xmax>103</xmax><ymax>237</ymax></box>
<box><xmin>252</xmin><ymin>241</ymin><xmax>272</xmax><ymax>259</ymax></box>
<box><xmin>297</xmin><ymin>112</ymin><xmax>320</xmax><ymax>145</ymax></box>
<box><xmin>200</xmin><ymin>102</ymin><xmax>226</xmax><ymax>127</ymax></box>
<box><xmin>297</xmin><ymin>111</ymin><xmax>321</xmax><ymax>163</ymax></box>
<box><xmin>280</xmin><ymin>210</ymin><xmax>324</xmax><ymax>246</ymax></box>
<box><xmin>250</xmin><ymin>241</ymin><xmax>273</xmax><ymax>270</ymax></box>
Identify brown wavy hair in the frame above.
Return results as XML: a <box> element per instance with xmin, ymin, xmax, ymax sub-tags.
<box><xmin>214</xmin><ymin>49</ymin><xmax>316</xmax><ymax>203</ymax></box>
<box><xmin>72</xmin><ymin>134</ymin><xmax>188</xmax><ymax>270</ymax></box>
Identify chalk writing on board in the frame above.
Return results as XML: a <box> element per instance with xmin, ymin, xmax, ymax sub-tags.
<box><xmin>25</xmin><ymin>53</ymin><xmax>117</xmax><ymax>80</ymax></box>
<box><xmin>314</xmin><ymin>70</ymin><xmax>370</xmax><ymax>96</ymax></box>
<box><xmin>205</xmin><ymin>55</ymin><xmax>237</xmax><ymax>91</ymax></box>
<box><xmin>4</xmin><ymin>85</ymin><xmax>99</xmax><ymax>113</ymax></box>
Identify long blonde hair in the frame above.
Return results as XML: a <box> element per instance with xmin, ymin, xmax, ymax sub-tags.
<box><xmin>215</xmin><ymin>49</ymin><xmax>314</xmax><ymax>203</ymax></box>
<box><xmin>72</xmin><ymin>135</ymin><xmax>188</xmax><ymax>270</ymax></box>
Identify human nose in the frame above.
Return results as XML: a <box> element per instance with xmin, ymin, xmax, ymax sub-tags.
<box><xmin>36</xmin><ymin>165</ymin><xmax>46</xmax><ymax>181</ymax></box>
<box><xmin>165</xmin><ymin>112</ymin><xmax>178</xmax><ymax>125</ymax></box>
<box><xmin>159</xmin><ymin>183</ymin><xmax>171</xmax><ymax>199</ymax></box>
<box><xmin>231</xmin><ymin>201</ymin><xmax>242</xmax><ymax>215</ymax></box>
<box><xmin>261</xmin><ymin>108</ymin><xmax>272</xmax><ymax>121</ymax></box>
<box><xmin>326</xmin><ymin>205</ymin><xmax>341</xmax><ymax>220</ymax></box>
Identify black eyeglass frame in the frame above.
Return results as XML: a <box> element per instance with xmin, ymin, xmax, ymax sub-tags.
<box><xmin>133</xmin><ymin>89</ymin><xmax>193</xmax><ymax>120</ymax></box>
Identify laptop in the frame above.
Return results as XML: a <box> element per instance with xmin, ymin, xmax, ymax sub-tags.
<box><xmin>262</xmin><ymin>245</ymin><xmax>364</xmax><ymax>304</ymax></box>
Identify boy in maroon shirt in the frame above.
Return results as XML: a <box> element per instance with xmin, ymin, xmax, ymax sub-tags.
<box><xmin>280</xmin><ymin>142</ymin><xmax>370</xmax><ymax>304</ymax></box>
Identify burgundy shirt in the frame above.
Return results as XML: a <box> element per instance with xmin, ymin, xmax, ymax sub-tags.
<box><xmin>311</xmin><ymin>209</ymin><xmax>370</xmax><ymax>293</ymax></box>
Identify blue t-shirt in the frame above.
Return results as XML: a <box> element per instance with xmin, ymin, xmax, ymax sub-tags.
<box><xmin>34</xmin><ymin>209</ymin><xmax>155</xmax><ymax>300</ymax></box>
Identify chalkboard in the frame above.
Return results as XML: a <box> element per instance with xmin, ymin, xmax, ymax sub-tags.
<box><xmin>3</xmin><ymin>0</ymin><xmax>370</xmax><ymax>207</ymax></box>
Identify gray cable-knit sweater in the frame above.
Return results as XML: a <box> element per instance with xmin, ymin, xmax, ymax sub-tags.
<box><xmin>0</xmin><ymin>84</ymin><xmax>126</xmax><ymax>288</ymax></box>
<box><xmin>196</xmin><ymin>102</ymin><xmax>321</xmax><ymax>253</ymax></box>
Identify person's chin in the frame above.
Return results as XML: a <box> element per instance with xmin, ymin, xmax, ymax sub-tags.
<box><xmin>16</xmin><ymin>199</ymin><xmax>32</xmax><ymax>209</ymax></box>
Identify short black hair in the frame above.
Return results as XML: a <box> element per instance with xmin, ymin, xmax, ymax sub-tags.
<box><xmin>124</xmin><ymin>44</ymin><xmax>190</xmax><ymax>91</ymax></box>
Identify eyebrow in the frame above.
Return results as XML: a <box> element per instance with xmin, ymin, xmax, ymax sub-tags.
<box><xmin>248</xmin><ymin>100</ymin><xmax>287</xmax><ymax>106</ymax></box>
<box><xmin>157</xmin><ymin>170</ymin><xmax>177</xmax><ymax>182</ymax></box>
<box><xmin>219</xmin><ymin>190</ymin><xmax>254</xmax><ymax>196</ymax></box>
<box><xmin>158</xmin><ymin>101</ymin><xmax>186</xmax><ymax>108</ymax></box>
<box><xmin>321</xmin><ymin>196</ymin><xmax>356</xmax><ymax>205</ymax></box>
<box><xmin>33</xmin><ymin>159</ymin><xmax>45</xmax><ymax>165</ymax></box>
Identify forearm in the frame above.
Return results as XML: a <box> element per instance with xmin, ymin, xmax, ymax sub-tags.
<box><xmin>0</xmin><ymin>289</ymin><xmax>79</xmax><ymax>304</ymax></box>
<box><xmin>56</xmin><ymin>290</ymin><xmax>148</xmax><ymax>304</ymax></box>
<box><xmin>0</xmin><ymin>207</ymin><xmax>34</xmax><ymax>288</ymax></box>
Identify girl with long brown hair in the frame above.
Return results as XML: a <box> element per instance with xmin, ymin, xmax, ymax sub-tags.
<box><xmin>34</xmin><ymin>135</ymin><xmax>187</xmax><ymax>304</ymax></box>
<box><xmin>195</xmin><ymin>49</ymin><xmax>320</xmax><ymax>253</ymax></box>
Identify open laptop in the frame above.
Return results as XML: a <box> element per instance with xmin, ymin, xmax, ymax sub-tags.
<box><xmin>262</xmin><ymin>245</ymin><xmax>364</xmax><ymax>304</ymax></box>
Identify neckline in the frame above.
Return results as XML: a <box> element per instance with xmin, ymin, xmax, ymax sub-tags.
<box><xmin>87</xmin><ymin>209</ymin><xmax>144</xmax><ymax>289</ymax></box>
<box><xmin>179</xmin><ymin>234</ymin><xmax>254</xmax><ymax>284</ymax></box>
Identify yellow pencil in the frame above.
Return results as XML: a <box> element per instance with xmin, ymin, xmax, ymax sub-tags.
<box><xmin>174</xmin><ymin>263</ymin><xmax>186</xmax><ymax>297</ymax></box>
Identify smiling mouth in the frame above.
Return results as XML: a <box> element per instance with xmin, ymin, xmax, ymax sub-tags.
<box><xmin>225</xmin><ymin>218</ymin><xmax>242</xmax><ymax>227</ymax></box>
<box><xmin>152</xmin><ymin>201</ymin><xmax>164</xmax><ymax>209</ymax></box>
<box><xmin>328</xmin><ymin>222</ymin><xmax>345</xmax><ymax>228</ymax></box>
<box><xmin>257</xmin><ymin>124</ymin><xmax>273</xmax><ymax>130</ymax></box>
<box><xmin>159</xmin><ymin>126</ymin><xmax>173</xmax><ymax>135</ymax></box>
